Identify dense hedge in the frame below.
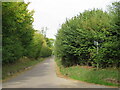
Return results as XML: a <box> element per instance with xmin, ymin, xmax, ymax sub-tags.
<box><xmin>2</xmin><ymin>2</ymin><xmax>52</xmax><ymax>64</ymax></box>
<box><xmin>55</xmin><ymin>2</ymin><xmax>120</xmax><ymax>68</ymax></box>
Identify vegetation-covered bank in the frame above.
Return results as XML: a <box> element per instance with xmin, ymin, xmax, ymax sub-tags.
<box><xmin>55</xmin><ymin>58</ymin><xmax>119</xmax><ymax>87</ymax></box>
<box><xmin>2</xmin><ymin>57</ymin><xmax>45</xmax><ymax>81</ymax></box>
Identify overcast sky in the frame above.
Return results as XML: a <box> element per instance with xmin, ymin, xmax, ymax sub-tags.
<box><xmin>24</xmin><ymin>0</ymin><xmax>117</xmax><ymax>39</ymax></box>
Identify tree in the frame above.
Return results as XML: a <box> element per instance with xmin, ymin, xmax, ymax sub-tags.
<box><xmin>2</xmin><ymin>2</ymin><xmax>34</xmax><ymax>64</ymax></box>
<box><xmin>27</xmin><ymin>32</ymin><xmax>44</xmax><ymax>59</ymax></box>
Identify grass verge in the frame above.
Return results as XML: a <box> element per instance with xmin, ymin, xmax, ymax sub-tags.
<box><xmin>2</xmin><ymin>57</ymin><xmax>45</xmax><ymax>81</ymax></box>
<box><xmin>55</xmin><ymin>58</ymin><xmax>119</xmax><ymax>87</ymax></box>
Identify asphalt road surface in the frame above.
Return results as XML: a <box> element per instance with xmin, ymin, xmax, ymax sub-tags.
<box><xmin>2</xmin><ymin>57</ymin><xmax>115</xmax><ymax>88</ymax></box>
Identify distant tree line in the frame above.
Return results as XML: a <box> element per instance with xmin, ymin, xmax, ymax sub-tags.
<box><xmin>2</xmin><ymin>2</ymin><xmax>53</xmax><ymax>64</ymax></box>
<box><xmin>55</xmin><ymin>1</ymin><xmax>120</xmax><ymax>68</ymax></box>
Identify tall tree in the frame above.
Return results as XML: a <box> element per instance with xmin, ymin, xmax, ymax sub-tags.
<box><xmin>2</xmin><ymin>2</ymin><xmax>34</xmax><ymax>63</ymax></box>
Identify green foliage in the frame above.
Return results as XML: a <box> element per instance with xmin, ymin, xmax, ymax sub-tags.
<box><xmin>40</xmin><ymin>45</ymin><xmax>52</xmax><ymax>57</ymax></box>
<box><xmin>108</xmin><ymin>1</ymin><xmax>120</xmax><ymax>67</ymax></box>
<box><xmin>2</xmin><ymin>2</ymin><xmax>34</xmax><ymax>64</ymax></box>
<box><xmin>55</xmin><ymin>5</ymin><xmax>120</xmax><ymax>68</ymax></box>
<box><xmin>2</xmin><ymin>2</ymin><xmax>52</xmax><ymax>64</ymax></box>
<box><xmin>26</xmin><ymin>32</ymin><xmax>44</xmax><ymax>59</ymax></box>
<box><xmin>3</xmin><ymin>36</ymin><xmax>23</xmax><ymax>64</ymax></box>
<box><xmin>39</xmin><ymin>36</ymin><xmax>52</xmax><ymax>57</ymax></box>
<box><xmin>45</xmin><ymin>38</ymin><xmax>54</xmax><ymax>48</ymax></box>
<box><xmin>27</xmin><ymin>32</ymin><xmax>52</xmax><ymax>58</ymax></box>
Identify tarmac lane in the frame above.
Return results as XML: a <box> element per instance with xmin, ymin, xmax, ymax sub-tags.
<box><xmin>2</xmin><ymin>57</ymin><xmax>117</xmax><ymax>88</ymax></box>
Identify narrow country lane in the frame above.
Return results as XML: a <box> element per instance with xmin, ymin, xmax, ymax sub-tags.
<box><xmin>2</xmin><ymin>57</ymin><xmax>115</xmax><ymax>88</ymax></box>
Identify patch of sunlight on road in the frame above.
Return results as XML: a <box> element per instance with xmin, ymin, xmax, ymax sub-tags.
<box><xmin>43</xmin><ymin>63</ymin><xmax>49</xmax><ymax>65</ymax></box>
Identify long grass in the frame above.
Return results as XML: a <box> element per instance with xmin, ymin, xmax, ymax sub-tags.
<box><xmin>55</xmin><ymin>58</ymin><xmax>119</xmax><ymax>87</ymax></box>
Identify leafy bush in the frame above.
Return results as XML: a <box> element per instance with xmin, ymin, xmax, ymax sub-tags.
<box><xmin>55</xmin><ymin>7</ymin><xmax>120</xmax><ymax>68</ymax></box>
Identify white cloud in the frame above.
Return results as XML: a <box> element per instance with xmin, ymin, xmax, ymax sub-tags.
<box><xmin>25</xmin><ymin>0</ymin><xmax>117</xmax><ymax>39</ymax></box>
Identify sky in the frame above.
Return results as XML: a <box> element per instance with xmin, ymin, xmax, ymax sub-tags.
<box><xmin>24</xmin><ymin>0</ymin><xmax>117</xmax><ymax>39</ymax></box>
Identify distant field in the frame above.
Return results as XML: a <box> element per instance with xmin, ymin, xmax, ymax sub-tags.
<box><xmin>56</xmin><ymin>58</ymin><xmax>119</xmax><ymax>87</ymax></box>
